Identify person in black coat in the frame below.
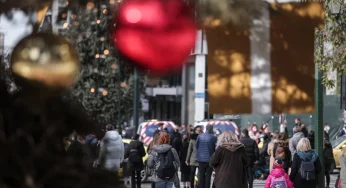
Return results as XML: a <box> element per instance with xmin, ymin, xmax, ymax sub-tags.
<box><xmin>240</xmin><ymin>129</ymin><xmax>259</xmax><ymax>188</ymax></box>
<box><xmin>125</xmin><ymin>134</ymin><xmax>146</xmax><ymax>188</ymax></box>
<box><xmin>289</xmin><ymin>138</ymin><xmax>322</xmax><ymax>188</ymax></box>
<box><xmin>180</xmin><ymin>134</ymin><xmax>190</xmax><ymax>188</ymax></box>
<box><xmin>171</xmin><ymin>130</ymin><xmax>182</xmax><ymax>155</ymax></box>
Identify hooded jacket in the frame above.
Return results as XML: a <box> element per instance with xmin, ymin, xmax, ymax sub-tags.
<box><xmin>289</xmin><ymin>132</ymin><xmax>304</xmax><ymax>159</ymax></box>
<box><xmin>210</xmin><ymin>145</ymin><xmax>249</xmax><ymax>188</ymax></box>
<box><xmin>265</xmin><ymin>168</ymin><xmax>293</xmax><ymax>188</ymax></box>
<box><xmin>98</xmin><ymin>130</ymin><xmax>124</xmax><ymax>172</ymax></box>
<box><xmin>147</xmin><ymin>144</ymin><xmax>180</xmax><ymax>183</ymax></box>
<box><xmin>289</xmin><ymin>150</ymin><xmax>322</xmax><ymax>188</ymax></box>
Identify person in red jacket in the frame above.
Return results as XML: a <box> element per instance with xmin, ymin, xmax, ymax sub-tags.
<box><xmin>265</xmin><ymin>159</ymin><xmax>293</xmax><ymax>188</ymax></box>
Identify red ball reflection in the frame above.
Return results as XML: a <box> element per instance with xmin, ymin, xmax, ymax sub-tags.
<box><xmin>113</xmin><ymin>0</ymin><xmax>196</xmax><ymax>74</ymax></box>
<box><xmin>126</xmin><ymin>8</ymin><xmax>142</xmax><ymax>23</ymax></box>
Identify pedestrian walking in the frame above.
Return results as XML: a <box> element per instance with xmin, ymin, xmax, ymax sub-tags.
<box><xmin>268</xmin><ymin>132</ymin><xmax>279</xmax><ymax>172</ymax></box>
<box><xmin>180</xmin><ymin>134</ymin><xmax>190</xmax><ymax>188</ymax></box>
<box><xmin>273</xmin><ymin>132</ymin><xmax>291</xmax><ymax>173</ymax></box>
<box><xmin>324</xmin><ymin>139</ymin><xmax>334</xmax><ymax>188</ymax></box>
<box><xmin>240</xmin><ymin>128</ymin><xmax>259</xmax><ymax>188</ymax></box>
<box><xmin>264</xmin><ymin>159</ymin><xmax>293</xmax><ymax>188</ymax></box>
<box><xmin>210</xmin><ymin>130</ymin><xmax>249</xmax><ymax>188</ymax></box>
<box><xmin>301</xmin><ymin>124</ymin><xmax>309</xmax><ymax>138</ymax></box>
<box><xmin>196</xmin><ymin>124</ymin><xmax>217</xmax><ymax>188</ymax></box>
<box><xmin>186</xmin><ymin>126</ymin><xmax>202</xmax><ymax>188</ymax></box>
<box><xmin>125</xmin><ymin>134</ymin><xmax>146</xmax><ymax>188</ymax></box>
<box><xmin>289</xmin><ymin>138</ymin><xmax>322</xmax><ymax>188</ymax></box>
<box><xmin>98</xmin><ymin>124</ymin><xmax>124</xmax><ymax>173</ymax></box>
<box><xmin>340</xmin><ymin>147</ymin><xmax>346</xmax><ymax>188</ymax></box>
<box><xmin>289</xmin><ymin>126</ymin><xmax>304</xmax><ymax>160</ymax></box>
<box><xmin>307</xmin><ymin>131</ymin><xmax>315</xmax><ymax>149</ymax></box>
<box><xmin>147</xmin><ymin>132</ymin><xmax>180</xmax><ymax>188</ymax></box>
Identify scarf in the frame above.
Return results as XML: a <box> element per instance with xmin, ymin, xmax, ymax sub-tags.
<box><xmin>297</xmin><ymin>150</ymin><xmax>318</xmax><ymax>162</ymax></box>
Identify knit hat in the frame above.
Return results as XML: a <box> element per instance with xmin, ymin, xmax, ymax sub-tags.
<box><xmin>273</xmin><ymin>159</ymin><xmax>284</xmax><ymax>169</ymax></box>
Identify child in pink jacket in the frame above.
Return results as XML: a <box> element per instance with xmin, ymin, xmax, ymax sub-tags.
<box><xmin>265</xmin><ymin>159</ymin><xmax>293</xmax><ymax>188</ymax></box>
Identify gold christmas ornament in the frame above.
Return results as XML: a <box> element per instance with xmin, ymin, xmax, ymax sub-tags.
<box><xmin>11</xmin><ymin>33</ymin><xmax>80</xmax><ymax>90</ymax></box>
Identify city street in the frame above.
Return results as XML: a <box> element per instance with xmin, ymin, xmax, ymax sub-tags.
<box><xmin>125</xmin><ymin>173</ymin><xmax>339</xmax><ymax>188</ymax></box>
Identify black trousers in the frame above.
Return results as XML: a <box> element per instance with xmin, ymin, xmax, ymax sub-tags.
<box><xmin>325</xmin><ymin>171</ymin><xmax>330</xmax><ymax>186</ymax></box>
<box><xmin>131</xmin><ymin>170</ymin><xmax>141</xmax><ymax>188</ymax></box>
<box><xmin>190</xmin><ymin>166</ymin><xmax>198</xmax><ymax>188</ymax></box>
<box><xmin>198</xmin><ymin>162</ymin><xmax>213</xmax><ymax>188</ymax></box>
<box><xmin>246</xmin><ymin>166</ymin><xmax>254</xmax><ymax>188</ymax></box>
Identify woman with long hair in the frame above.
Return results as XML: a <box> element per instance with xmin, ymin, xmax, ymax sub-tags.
<box><xmin>148</xmin><ymin>131</ymin><xmax>161</xmax><ymax>154</ymax></box>
<box><xmin>210</xmin><ymin>131</ymin><xmax>249</xmax><ymax>188</ymax></box>
<box><xmin>289</xmin><ymin>138</ymin><xmax>322</xmax><ymax>188</ymax></box>
<box><xmin>273</xmin><ymin>132</ymin><xmax>291</xmax><ymax>173</ymax></box>
<box><xmin>267</xmin><ymin>132</ymin><xmax>279</xmax><ymax>171</ymax></box>
<box><xmin>147</xmin><ymin>132</ymin><xmax>180</xmax><ymax>188</ymax></box>
<box><xmin>249</xmin><ymin>124</ymin><xmax>260</xmax><ymax>143</ymax></box>
<box><xmin>180</xmin><ymin>134</ymin><xmax>190</xmax><ymax>188</ymax></box>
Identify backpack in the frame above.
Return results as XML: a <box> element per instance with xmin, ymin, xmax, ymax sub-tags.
<box><xmin>156</xmin><ymin>150</ymin><xmax>176</xmax><ymax>181</ymax></box>
<box><xmin>275</xmin><ymin>144</ymin><xmax>286</xmax><ymax>161</ymax></box>
<box><xmin>129</xmin><ymin>149</ymin><xmax>141</xmax><ymax>164</ymax></box>
<box><xmin>299</xmin><ymin>160</ymin><xmax>315</xmax><ymax>180</ymax></box>
<box><xmin>270</xmin><ymin>176</ymin><xmax>288</xmax><ymax>188</ymax></box>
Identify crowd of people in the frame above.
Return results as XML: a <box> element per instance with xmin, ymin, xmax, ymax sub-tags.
<box><xmin>65</xmin><ymin>119</ymin><xmax>346</xmax><ymax>188</ymax></box>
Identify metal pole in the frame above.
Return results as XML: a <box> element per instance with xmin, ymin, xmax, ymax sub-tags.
<box><xmin>117</xmin><ymin>67</ymin><xmax>122</xmax><ymax>133</ymax></box>
<box><xmin>315</xmin><ymin>33</ymin><xmax>324</xmax><ymax>188</ymax></box>
<box><xmin>133</xmin><ymin>68</ymin><xmax>140</xmax><ymax>132</ymax></box>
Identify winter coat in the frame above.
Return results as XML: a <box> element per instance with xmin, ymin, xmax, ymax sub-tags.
<box><xmin>273</xmin><ymin>139</ymin><xmax>291</xmax><ymax>171</ymax></box>
<box><xmin>249</xmin><ymin>131</ymin><xmax>260</xmax><ymax>143</ymax></box>
<box><xmin>324</xmin><ymin>142</ymin><xmax>334</xmax><ymax>172</ymax></box>
<box><xmin>240</xmin><ymin>136</ymin><xmax>259</xmax><ymax>166</ymax></box>
<box><xmin>289</xmin><ymin>132</ymin><xmax>304</xmax><ymax>159</ymax></box>
<box><xmin>180</xmin><ymin>139</ymin><xmax>190</xmax><ymax>173</ymax></box>
<box><xmin>186</xmin><ymin>134</ymin><xmax>198</xmax><ymax>166</ymax></box>
<box><xmin>147</xmin><ymin>144</ymin><xmax>180</xmax><ymax>183</ymax></box>
<box><xmin>289</xmin><ymin>151</ymin><xmax>322</xmax><ymax>188</ymax></box>
<box><xmin>265</xmin><ymin>168</ymin><xmax>293</xmax><ymax>188</ymax></box>
<box><xmin>171</xmin><ymin>133</ymin><xmax>182</xmax><ymax>155</ymax></box>
<box><xmin>195</xmin><ymin>132</ymin><xmax>217</xmax><ymax>163</ymax></box>
<box><xmin>340</xmin><ymin>152</ymin><xmax>346</xmax><ymax>188</ymax></box>
<box><xmin>268</xmin><ymin>140</ymin><xmax>275</xmax><ymax>171</ymax></box>
<box><xmin>98</xmin><ymin>130</ymin><xmax>124</xmax><ymax>172</ymax></box>
<box><xmin>338</xmin><ymin>127</ymin><xmax>346</xmax><ymax>137</ymax></box>
<box><xmin>124</xmin><ymin>140</ymin><xmax>146</xmax><ymax>171</ymax></box>
<box><xmin>210</xmin><ymin>146</ymin><xmax>249</xmax><ymax>188</ymax></box>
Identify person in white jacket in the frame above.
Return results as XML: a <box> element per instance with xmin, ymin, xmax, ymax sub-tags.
<box><xmin>98</xmin><ymin>124</ymin><xmax>124</xmax><ymax>172</ymax></box>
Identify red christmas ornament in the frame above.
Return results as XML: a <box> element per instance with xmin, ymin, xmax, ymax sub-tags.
<box><xmin>113</xmin><ymin>0</ymin><xmax>196</xmax><ymax>74</ymax></box>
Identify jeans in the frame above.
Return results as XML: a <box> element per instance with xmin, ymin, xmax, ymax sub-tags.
<box><xmin>247</xmin><ymin>166</ymin><xmax>254</xmax><ymax>188</ymax></box>
<box><xmin>131</xmin><ymin>170</ymin><xmax>141</xmax><ymax>188</ymax></box>
<box><xmin>190</xmin><ymin>166</ymin><xmax>198</xmax><ymax>188</ymax></box>
<box><xmin>198</xmin><ymin>162</ymin><xmax>213</xmax><ymax>188</ymax></box>
<box><xmin>155</xmin><ymin>182</ymin><xmax>174</xmax><ymax>188</ymax></box>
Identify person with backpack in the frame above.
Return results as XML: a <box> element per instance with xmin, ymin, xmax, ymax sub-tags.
<box><xmin>273</xmin><ymin>132</ymin><xmax>291</xmax><ymax>173</ymax></box>
<box><xmin>289</xmin><ymin>138</ymin><xmax>322</xmax><ymax>188</ymax></box>
<box><xmin>147</xmin><ymin>132</ymin><xmax>180</xmax><ymax>188</ymax></box>
<box><xmin>265</xmin><ymin>159</ymin><xmax>293</xmax><ymax>188</ymax></box>
<box><xmin>125</xmin><ymin>134</ymin><xmax>146</xmax><ymax>188</ymax></box>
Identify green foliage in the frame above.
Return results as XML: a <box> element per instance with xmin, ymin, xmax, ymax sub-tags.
<box><xmin>315</xmin><ymin>0</ymin><xmax>346</xmax><ymax>88</ymax></box>
<box><xmin>67</xmin><ymin>2</ymin><xmax>143</xmax><ymax>126</ymax></box>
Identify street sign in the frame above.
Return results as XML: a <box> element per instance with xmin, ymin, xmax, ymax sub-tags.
<box><xmin>195</xmin><ymin>92</ymin><xmax>205</xmax><ymax>98</ymax></box>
